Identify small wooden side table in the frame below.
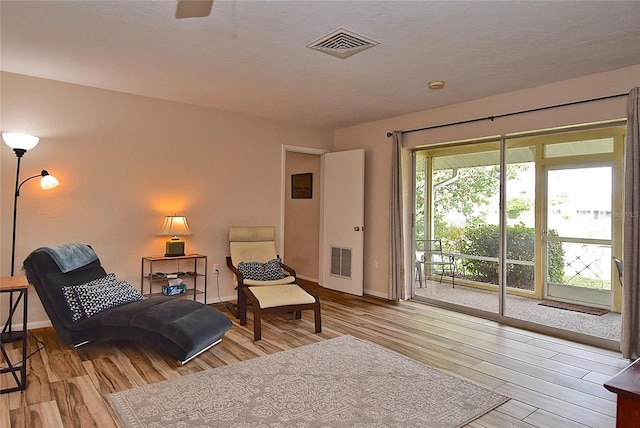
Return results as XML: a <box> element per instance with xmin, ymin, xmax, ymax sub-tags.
<box><xmin>141</xmin><ymin>254</ymin><xmax>208</xmax><ymax>303</ymax></box>
<box><xmin>605</xmin><ymin>358</ymin><xmax>640</xmax><ymax>427</ymax></box>
<box><xmin>1</xmin><ymin>276</ymin><xmax>29</xmax><ymax>394</ymax></box>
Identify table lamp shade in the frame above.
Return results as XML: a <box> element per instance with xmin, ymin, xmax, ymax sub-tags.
<box><xmin>159</xmin><ymin>215</ymin><xmax>193</xmax><ymax>257</ymax></box>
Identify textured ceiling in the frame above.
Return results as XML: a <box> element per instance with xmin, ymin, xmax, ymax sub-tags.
<box><xmin>1</xmin><ymin>1</ymin><xmax>639</xmax><ymax>129</ymax></box>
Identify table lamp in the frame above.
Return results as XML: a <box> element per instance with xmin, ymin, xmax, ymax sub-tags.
<box><xmin>159</xmin><ymin>215</ymin><xmax>193</xmax><ymax>257</ymax></box>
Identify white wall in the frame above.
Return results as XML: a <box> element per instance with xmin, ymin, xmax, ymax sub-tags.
<box><xmin>0</xmin><ymin>72</ymin><xmax>334</xmax><ymax>327</ymax></box>
<box><xmin>2</xmin><ymin>65</ymin><xmax>639</xmax><ymax>327</ymax></box>
<box><xmin>334</xmin><ymin>65</ymin><xmax>640</xmax><ymax>298</ymax></box>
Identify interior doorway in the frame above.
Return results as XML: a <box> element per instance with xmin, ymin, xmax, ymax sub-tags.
<box><xmin>282</xmin><ymin>146</ymin><xmax>327</xmax><ymax>283</ymax></box>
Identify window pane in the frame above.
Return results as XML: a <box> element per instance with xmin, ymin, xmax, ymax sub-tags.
<box><xmin>547</xmin><ymin>167</ymin><xmax>612</xmax><ymax>240</ymax></box>
<box><xmin>544</xmin><ymin>138</ymin><xmax>613</xmax><ymax>158</ymax></box>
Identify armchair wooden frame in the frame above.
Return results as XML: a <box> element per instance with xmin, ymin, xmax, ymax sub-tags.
<box><xmin>225</xmin><ymin>255</ymin><xmax>298</xmax><ymax>319</ymax></box>
<box><xmin>226</xmin><ymin>226</ymin><xmax>321</xmax><ymax>341</ymax></box>
<box><xmin>226</xmin><ymin>257</ymin><xmax>321</xmax><ymax>340</ymax></box>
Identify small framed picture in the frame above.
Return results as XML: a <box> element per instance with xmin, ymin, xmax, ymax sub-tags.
<box><xmin>291</xmin><ymin>173</ymin><xmax>313</xmax><ymax>199</ymax></box>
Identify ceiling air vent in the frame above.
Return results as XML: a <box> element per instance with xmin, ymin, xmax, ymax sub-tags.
<box><xmin>307</xmin><ymin>28</ymin><xmax>379</xmax><ymax>59</ymax></box>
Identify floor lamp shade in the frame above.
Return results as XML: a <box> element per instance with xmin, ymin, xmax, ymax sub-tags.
<box><xmin>2</xmin><ymin>132</ymin><xmax>39</xmax><ymax>151</ymax></box>
<box><xmin>40</xmin><ymin>172</ymin><xmax>60</xmax><ymax>190</ymax></box>
<box><xmin>159</xmin><ymin>215</ymin><xmax>193</xmax><ymax>257</ymax></box>
<box><xmin>3</xmin><ymin>132</ymin><xmax>59</xmax><ymax>277</ymax></box>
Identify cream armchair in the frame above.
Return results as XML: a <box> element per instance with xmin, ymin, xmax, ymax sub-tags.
<box><xmin>226</xmin><ymin>226</ymin><xmax>321</xmax><ymax>341</ymax></box>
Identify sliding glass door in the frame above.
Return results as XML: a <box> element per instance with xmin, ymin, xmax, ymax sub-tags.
<box><xmin>413</xmin><ymin>141</ymin><xmax>502</xmax><ymax>315</ymax></box>
<box><xmin>412</xmin><ymin>125</ymin><xmax>625</xmax><ymax>343</ymax></box>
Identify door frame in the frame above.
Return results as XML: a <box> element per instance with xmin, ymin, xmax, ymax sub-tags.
<box><xmin>543</xmin><ymin>163</ymin><xmax>615</xmax><ymax>308</ymax></box>
<box><xmin>280</xmin><ymin>145</ymin><xmax>329</xmax><ymax>274</ymax></box>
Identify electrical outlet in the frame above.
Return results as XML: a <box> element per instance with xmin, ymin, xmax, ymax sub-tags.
<box><xmin>373</xmin><ymin>260</ymin><xmax>379</xmax><ymax>269</ymax></box>
<box><xmin>213</xmin><ymin>264</ymin><xmax>220</xmax><ymax>274</ymax></box>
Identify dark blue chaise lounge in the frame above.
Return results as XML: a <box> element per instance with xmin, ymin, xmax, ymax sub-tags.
<box><xmin>23</xmin><ymin>244</ymin><xmax>232</xmax><ymax>364</ymax></box>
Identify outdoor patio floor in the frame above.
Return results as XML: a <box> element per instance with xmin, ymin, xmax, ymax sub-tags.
<box><xmin>413</xmin><ymin>280</ymin><xmax>621</xmax><ymax>342</ymax></box>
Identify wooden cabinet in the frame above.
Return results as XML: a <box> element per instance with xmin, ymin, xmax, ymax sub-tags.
<box><xmin>605</xmin><ymin>358</ymin><xmax>640</xmax><ymax>427</ymax></box>
<box><xmin>141</xmin><ymin>254</ymin><xmax>207</xmax><ymax>303</ymax></box>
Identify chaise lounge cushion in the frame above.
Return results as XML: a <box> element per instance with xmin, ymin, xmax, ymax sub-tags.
<box><xmin>24</xmin><ymin>247</ymin><xmax>232</xmax><ymax>363</ymax></box>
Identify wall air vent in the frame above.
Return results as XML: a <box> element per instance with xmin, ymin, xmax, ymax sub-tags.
<box><xmin>331</xmin><ymin>246</ymin><xmax>352</xmax><ymax>279</ymax></box>
<box><xmin>307</xmin><ymin>28</ymin><xmax>379</xmax><ymax>59</ymax></box>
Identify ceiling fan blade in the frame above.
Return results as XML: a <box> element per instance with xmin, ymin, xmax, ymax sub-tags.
<box><xmin>175</xmin><ymin>0</ymin><xmax>214</xmax><ymax>19</ymax></box>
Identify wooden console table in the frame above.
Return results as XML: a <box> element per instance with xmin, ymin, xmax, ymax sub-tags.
<box><xmin>141</xmin><ymin>254</ymin><xmax>207</xmax><ymax>303</ymax></box>
<box><xmin>1</xmin><ymin>276</ymin><xmax>29</xmax><ymax>394</ymax></box>
<box><xmin>605</xmin><ymin>358</ymin><xmax>640</xmax><ymax>427</ymax></box>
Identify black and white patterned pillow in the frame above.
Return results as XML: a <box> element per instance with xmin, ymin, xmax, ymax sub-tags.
<box><xmin>62</xmin><ymin>273</ymin><xmax>116</xmax><ymax>321</ymax></box>
<box><xmin>237</xmin><ymin>258</ymin><xmax>284</xmax><ymax>281</ymax></box>
<box><xmin>62</xmin><ymin>287</ymin><xmax>84</xmax><ymax>322</ymax></box>
<box><xmin>62</xmin><ymin>274</ymin><xmax>143</xmax><ymax>321</ymax></box>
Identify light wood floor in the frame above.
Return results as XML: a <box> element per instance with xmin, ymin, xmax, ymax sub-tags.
<box><xmin>2</xmin><ymin>284</ymin><xmax>629</xmax><ymax>428</ymax></box>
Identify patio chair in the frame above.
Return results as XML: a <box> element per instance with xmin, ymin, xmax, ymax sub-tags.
<box><xmin>226</xmin><ymin>226</ymin><xmax>321</xmax><ymax>341</ymax></box>
<box><xmin>613</xmin><ymin>257</ymin><xmax>623</xmax><ymax>286</ymax></box>
<box><xmin>416</xmin><ymin>239</ymin><xmax>455</xmax><ymax>288</ymax></box>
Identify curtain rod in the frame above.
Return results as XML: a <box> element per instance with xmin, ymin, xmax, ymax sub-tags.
<box><xmin>386</xmin><ymin>92</ymin><xmax>628</xmax><ymax>138</ymax></box>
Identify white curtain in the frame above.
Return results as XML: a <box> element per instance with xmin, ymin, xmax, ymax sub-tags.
<box><xmin>621</xmin><ymin>87</ymin><xmax>640</xmax><ymax>360</ymax></box>
<box><xmin>389</xmin><ymin>131</ymin><xmax>405</xmax><ymax>301</ymax></box>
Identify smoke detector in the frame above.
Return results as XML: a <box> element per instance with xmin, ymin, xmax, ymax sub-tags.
<box><xmin>307</xmin><ymin>28</ymin><xmax>379</xmax><ymax>59</ymax></box>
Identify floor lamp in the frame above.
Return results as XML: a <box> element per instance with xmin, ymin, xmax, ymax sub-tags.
<box><xmin>3</xmin><ymin>133</ymin><xmax>60</xmax><ymax>277</ymax></box>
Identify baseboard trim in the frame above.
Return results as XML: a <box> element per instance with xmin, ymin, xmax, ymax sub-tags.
<box><xmin>364</xmin><ymin>289</ymin><xmax>389</xmax><ymax>299</ymax></box>
<box><xmin>205</xmin><ymin>294</ymin><xmax>236</xmax><ymax>305</ymax></box>
<box><xmin>26</xmin><ymin>320</ymin><xmax>53</xmax><ymax>331</ymax></box>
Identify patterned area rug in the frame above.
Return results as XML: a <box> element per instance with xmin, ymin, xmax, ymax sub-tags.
<box><xmin>107</xmin><ymin>335</ymin><xmax>508</xmax><ymax>427</ymax></box>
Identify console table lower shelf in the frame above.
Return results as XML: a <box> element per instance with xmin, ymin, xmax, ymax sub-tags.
<box><xmin>1</xmin><ymin>276</ymin><xmax>29</xmax><ymax>394</ymax></box>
